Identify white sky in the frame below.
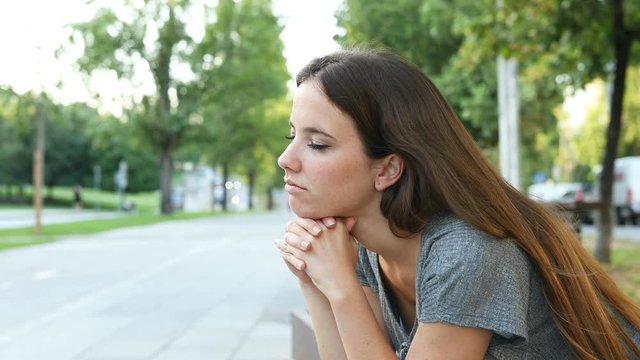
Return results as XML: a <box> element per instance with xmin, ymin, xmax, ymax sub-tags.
<box><xmin>0</xmin><ymin>0</ymin><xmax>341</xmax><ymax>114</ymax></box>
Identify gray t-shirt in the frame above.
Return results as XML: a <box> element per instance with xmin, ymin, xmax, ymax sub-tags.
<box><xmin>356</xmin><ymin>213</ymin><xmax>638</xmax><ymax>359</ymax></box>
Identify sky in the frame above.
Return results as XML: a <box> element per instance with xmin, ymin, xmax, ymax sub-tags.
<box><xmin>0</xmin><ymin>0</ymin><xmax>342</xmax><ymax>114</ymax></box>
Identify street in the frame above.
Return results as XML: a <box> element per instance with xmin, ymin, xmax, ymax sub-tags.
<box><xmin>0</xmin><ymin>209</ymin><xmax>122</xmax><ymax>229</ymax></box>
<box><xmin>581</xmin><ymin>223</ymin><xmax>640</xmax><ymax>242</ymax></box>
<box><xmin>0</xmin><ymin>211</ymin><xmax>304</xmax><ymax>360</ymax></box>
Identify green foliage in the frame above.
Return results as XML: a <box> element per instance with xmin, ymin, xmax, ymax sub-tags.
<box><xmin>193</xmin><ymin>0</ymin><xmax>289</xmax><ymax>207</ymax></box>
<box><xmin>62</xmin><ymin>0</ymin><xmax>290</xmax><ymax>212</ymax></box>
<box><xmin>65</xmin><ymin>0</ymin><xmax>200</xmax><ymax>213</ymax></box>
<box><xmin>0</xmin><ymin>88</ymin><xmax>35</xmax><ymax>188</ymax></box>
<box><xmin>337</xmin><ymin>0</ymin><xmax>492</xmax><ymax>141</ymax></box>
<box><xmin>486</xmin><ymin>0</ymin><xmax>615</xmax><ymax>85</ymax></box>
<box><xmin>620</xmin><ymin>65</ymin><xmax>640</xmax><ymax>155</ymax></box>
<box><xmin>0</xmin><ymin>86</ymin><xmax>160</xmax><ymax>199</ymax></box>
<box><xmin>86</xmin><ymin>114</ymin><xmax>160</xmax><ymax>192</ymax></box>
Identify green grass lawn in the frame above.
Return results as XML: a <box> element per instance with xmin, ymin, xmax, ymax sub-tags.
<box><xmin>581</xmin><ymin>234</ymin><xmax>640</xmax><ymax>305</ymax></box>
<box><xmin>0</xmin><ymin>186</ymin><xmax>257</xmax><ymax>252</ymax></box>
<box><xmin>1</xmin><ymin>185</ymin><xmax>160</xmax><ymax>213</ymax></box>
<box><xmin>604</xmin><ymin>245</ymin><xmax>640</xmax><ymax>305</ymax></box>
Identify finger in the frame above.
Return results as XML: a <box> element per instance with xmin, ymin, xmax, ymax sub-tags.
<box><xmin>285</xmin><ymin>218</ymin><xmax>322</xmax><ymax>235</ymax></box>
<box><xmin>321</xmin><ymin>217</ymin><xmax>337</xmax><ymax>228</ymax></box>
<box><xmin>275</xmin><ymin>238</ymin><xmax>306</xmax><ymax>258</ymax></box>
<box><xmin>280</xmin><ymin>250</ymin><xmax>306</xmax><ymax>271</ymax></box>
<box><xmin>284</xmin><ymin>231</ymin><xmax>312</xmax><ymax>251</ymax></box>
<box><xmin>296</xmin><ymin>218</ymin><xmax>322</xmax><ymax>236</ymax></box>
<box><xmin>285</xmin><ymin>220</ymin><xmax>320</xmax><ymax>248</ymax></box>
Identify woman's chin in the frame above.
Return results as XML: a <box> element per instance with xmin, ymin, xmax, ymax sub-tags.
<box><xmin>289</xmin><ymin>200</ymin><xmax>332</xmax><ymax>220</ymax></box>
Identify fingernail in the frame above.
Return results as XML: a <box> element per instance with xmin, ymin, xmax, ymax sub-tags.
<box><xmin>326</xmin><ymin>218</ymin><xmax>336</xmax><ymax>226</ymax></box>
<box><xmin>297</xmin><ymin>262</ymin><xmax>304</xmax><ymax>270</ymax></box>
<box><xmin>312</xmin><ymin>226</ymin><xmax>321</xmax><ymax>235</ymax></box>
<box><xmin>301</xmin><ymin>241</ymin><xmax>309</xmax><ymax>250</ymax></box>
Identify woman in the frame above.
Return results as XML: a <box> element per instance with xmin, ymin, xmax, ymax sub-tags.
<box><xmin>274</xmin><ymin>47</ymin><xmax>640</xmax><ymax>359</ymax></box>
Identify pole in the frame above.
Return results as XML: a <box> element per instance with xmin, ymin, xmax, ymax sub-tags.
<box><xmin>33</xmin><ymin>43</ymin><xmax>47</xmax><ymax>235</ymax></box>
<box><xmin>33</xmin><ymin>98</ymin><xmax>46</xmax><ymax>234</ymax></box>
<box><xmin>497</xmin><ymin>56</ymin><xmax>521</xmax><ymax>190</ymax></box>
<box><xmin>33</xmin><ymin>150</ymin><xmax>42</xmax><ymax>234</ymax></box>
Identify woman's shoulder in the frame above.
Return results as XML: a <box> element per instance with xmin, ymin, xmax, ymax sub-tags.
<box><xmin>419</xmin><ymin>213</ymin><xmax>529</xmax><ymax>273</ymax></box>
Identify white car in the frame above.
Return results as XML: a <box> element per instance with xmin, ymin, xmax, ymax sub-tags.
<box><xmin>527</xmin><ymin>182</ymin><xmax>584</xmax><ymax>203</ymax></box>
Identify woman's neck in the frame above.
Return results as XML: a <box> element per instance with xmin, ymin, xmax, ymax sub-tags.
<box><xmin>351</xmin><ymin>209</ymin><xmax>422</xmax><ymax>267</ymax></box>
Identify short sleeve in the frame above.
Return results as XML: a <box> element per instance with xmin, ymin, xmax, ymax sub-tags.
<box><xmin>417</xmin><ymin>226</ymin><xmax>531</xmax><ymax>342</ymax></box>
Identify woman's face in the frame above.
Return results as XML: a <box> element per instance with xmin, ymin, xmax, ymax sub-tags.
<box><xmin>277</xmin><ymin>80</ymin><xmax>382</xmax><ymax>219</ymax></box>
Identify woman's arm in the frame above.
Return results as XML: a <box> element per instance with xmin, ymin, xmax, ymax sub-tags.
<box><xmin>328</xmin><ymin>280</ymin><xmax>492</xmax><ymax>360</ymax></box>
<box><xmin>276</xmin><ymin>219</ymin><xmax>349</xmax><ymax>360</ymax></box>
<box><xmin>298</xmin><ymin>280</ymin><xmax>348</xmax><ymax>360</ymax></box>
<box><xmin>326</xmin><ymin>276</ymin><xmax>398</xmax><ymax>359</ymax></box>
<box><xmin>282</xmin><ymin>219</ymin><xmax>397</xmax><ymax>360</ymax></box>
<box><xmin>406</xmin><ymin>323</ymin><xmax>492</xmax><ymax>360</ymax></box>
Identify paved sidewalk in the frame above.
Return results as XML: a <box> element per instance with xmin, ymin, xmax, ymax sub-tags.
<box><xmin>0</xmin><ymin>211</ymin><xmax>305</xmax><ymax>360</ymax></box>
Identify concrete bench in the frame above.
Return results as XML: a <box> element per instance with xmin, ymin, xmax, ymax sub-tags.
<box><xmin>291</xmin><ymin>309</ymin><xmax>320</xmax><ymax>360</ymax></box>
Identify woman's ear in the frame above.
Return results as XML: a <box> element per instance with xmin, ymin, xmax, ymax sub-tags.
<box><xmin>374</xmin><ymin>154</ymin><xmax>404</xmax><ymax>191</ymax></box>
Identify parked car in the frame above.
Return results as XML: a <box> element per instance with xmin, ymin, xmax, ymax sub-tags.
<box><xmin>527</xmin><ymin>182</ymin><xmax>583</xmax><ymax>203</ymax></box>
<box><xmin>557</xmin><ymin>183</ymin><xmax>597</xmax><ymax>225</ymax></box>
<box><xmin>594</xmin><ymin>156</ymin><xmax>640</xmax><ymax>225</ymax></box>
<box><xmin>527</xmin><ymin>182</ymin><xmax>597</xmax><ymax>227</ymax></box>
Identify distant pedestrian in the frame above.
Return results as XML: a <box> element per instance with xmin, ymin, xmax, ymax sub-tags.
<box><xmin>73</xmin><ymin>185</ymin><xmax>83</xmax><ymax>210</ymax></box>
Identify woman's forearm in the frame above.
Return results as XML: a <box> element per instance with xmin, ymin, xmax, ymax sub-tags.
<box><xmin>327</xmin><ymin>277</ymin><xmax>398</xmax><ymax>360</ymax></box>
<box><xmin>299</xmin><ymin>280</ymin><xmax>348</xmax><ymax>360</ymax></box>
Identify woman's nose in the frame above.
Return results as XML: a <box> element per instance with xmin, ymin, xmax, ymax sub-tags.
<box><xmin>277</xmin><ymin>143</ymin><xmax>299</xmax><ymax>172</ymax></box>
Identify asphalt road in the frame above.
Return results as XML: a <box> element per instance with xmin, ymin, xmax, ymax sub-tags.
<box><xmin>0</xmin><ymin>209</ymin><xmax>123</xmax><ymax>229</ymax></box>
<box><xmin>0</xmin><ymin>211</ymin><xmax>303</xmax><ymax>360</ymax></box>
<box><xmin>581</xmin><ymin>223</ymin><xmax>640</xmax><ymax>242</ymax></box>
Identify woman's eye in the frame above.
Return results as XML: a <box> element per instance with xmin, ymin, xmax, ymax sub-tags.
<box><xmin>308</xmin><ymin>142</ymin><xmax>329</xmax><ymax>151</ymax></box>
<box><xmin>285</xmin><ymin>135</ymin><xmax>295</xmax><ymax>140</ymax></box>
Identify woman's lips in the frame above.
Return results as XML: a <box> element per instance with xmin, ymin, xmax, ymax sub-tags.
<box><xmin>284</xmin><ymin>179</ymin><xmax>306</xmax><ymax>193</ymax></box>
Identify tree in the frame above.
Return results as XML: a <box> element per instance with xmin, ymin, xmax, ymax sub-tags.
<box><xmin>257</xmin><ymin>98</ymin><xmax>292</xmax><ymax>210</ymax></box>
<box><xmin>66</xmin><ymin>0</ymin><xmax>198</xmax><ymax>214</ymax></box>
<box><xmin>475</xmin><ymin>0</ymin><xmax>640</xmax><ymax>262</ymax></box>
<box><xmin>0</xmin><ymin>87</ymin><xmax>35</xmax><ymax>198</ymax></box>
<box><xmin>193</xmin><ymin>0</ymin><xmax>289</xmax><ymax>210</ymax></box>
<box><xmin>85</xmin><ymin>112</ymin><xmax>160</xmax><ymax>192</ymax></box>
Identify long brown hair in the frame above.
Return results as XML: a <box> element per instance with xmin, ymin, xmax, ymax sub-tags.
<box><xmin>297</xmin><ymin>47</ymin><xmax>640</xmax><ymax>360</ymax></box>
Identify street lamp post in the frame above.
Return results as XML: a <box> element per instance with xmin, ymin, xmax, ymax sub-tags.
<box><xmin>33</xmin><ymin>45</ymin><xmax>46</xmax><ymax>235</ymax></box>
<box><xmin>497</xmin><ymin>56</ymin><xmax>521</xmax><ymax>190</ymax></box>
<box><xmin>33</xmin><ymin>95</ymin><xmax>46</xmax><ymax>235</ymax></box>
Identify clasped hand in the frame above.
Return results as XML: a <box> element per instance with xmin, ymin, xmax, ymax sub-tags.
<box><xmin>275</xmin><ymin>217</ymin><xmax>358</xmax><ymax>301</ymax></box>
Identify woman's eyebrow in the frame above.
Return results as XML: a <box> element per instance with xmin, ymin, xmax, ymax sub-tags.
<box><xmin>289</xmin><ymin>120</ymin><xmax>335</xmax><ymax>140</ymax></box>
<box><xmin>302</xmin><ymin>127</ymin><xmax>335</xmax><ymax>140</ymax></box>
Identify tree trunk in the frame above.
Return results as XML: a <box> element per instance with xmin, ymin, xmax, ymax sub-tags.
<box><xmin>221</xmin><ymin>162</ymin><xmax>229</xmax><ymax>211</ymax></box>
<box><xmin>248</xmin><ymin>169</ymin><xmax>256</xmax><ymax>210</ymax></box>
<box><xmin>595</xmin><ymin>0</ymin><xmax>630</xmax><ymax>263</ymax></box>
<box><xmin>267</xmin><ymin>186</ymin><xmax>274</xmax><ymax>210</ymax></box>
<box><xmin>160</xmin><ymin>145</ymin><xmax>174</xmax><ymax>215</ymax></box>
